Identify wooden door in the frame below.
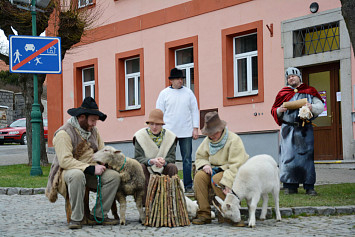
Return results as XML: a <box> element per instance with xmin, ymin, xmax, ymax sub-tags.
<box><xmin>303</xmin><ymin>63</ymin><xmax>342</xmax><ymax>160</ymax></box>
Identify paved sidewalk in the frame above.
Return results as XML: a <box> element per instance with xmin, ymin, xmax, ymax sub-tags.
<box><xmin>0</xmin><ymin>194</ymin><xmax>354</xmax><ymax>237</ymax></box>
<box><xmin>1</xmin><ymin>149</ymin><xmax>355</xmax><ymax>236</ymax></box>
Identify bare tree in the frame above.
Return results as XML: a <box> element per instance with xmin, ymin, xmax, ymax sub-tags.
<box><xmin>0</xmin><ymin>0</ymin><xmax>92</xmax><ymax>166</ymax></box>
<box><xmin>341</xmin><ymin>0</ymin><xmax>355</xmax><ymax>57</ymax></box>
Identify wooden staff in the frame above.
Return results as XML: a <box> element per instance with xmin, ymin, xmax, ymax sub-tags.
<box><xmin>159</xmin><ymin>175</ymin><xmax>164</xmax><ymax>227</ymax></box>
<box><xmin>144</xmin><ymin>175</ymin><xmax>155</xmax><ymax>225</ymax></box>
<box><xmin>145</xmin><ymin>175</ymin><xmax>158</xmax><ymax>225</ymax></box>
<box><xmin>150</xmin><ymin>176</ymin><xmax>161</xmax><ymax>226</ymax></box>
<box><xmin>169</xmin><ymin>176</ymin><xmax>176</xmax><ymax>227</ymax></box>
<box><xmin>167</xmin><ymin>175</ymin><xmax>172</xmax><ymax>227</ymax></box>
<box><xmin>164</xmin><ymin>175</ymin><xmax>168</xmax><ymax>227</ymax></box>
<box><xmin>171</xmin><ymin>176</ymin><xmax>179</xmax><ymax>226</ymax></box>
<box><xmin>178</xmin><ymin>178</ymin><xmax>190</xmax><ymax>225</ymax></box>
<box><xmin>175</xmin><ymin>179</ymin><xmax>186</xmax><ymax>226</ymax></box>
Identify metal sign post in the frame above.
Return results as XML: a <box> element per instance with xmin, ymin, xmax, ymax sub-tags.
<box><xmin>8</xmin><ymin>0</ymin><xmax>60</xmax><ymax>176</ymax></box>
<box><xmin>30</xmin><ymin>0</ymin><xmax>42</xmax><ymax>176</ymax></box>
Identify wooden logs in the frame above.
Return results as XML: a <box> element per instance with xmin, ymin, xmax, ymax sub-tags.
<box><xmin>144</xmin><ymin>174</ymin><xmax>190</xmax><ymax>227</ymax></box>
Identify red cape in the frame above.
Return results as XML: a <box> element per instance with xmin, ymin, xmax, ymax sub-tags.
<box><xmin>271</xmin><ymin>84</ymin><xmax>323</xmax><ymax>126</ymax></box>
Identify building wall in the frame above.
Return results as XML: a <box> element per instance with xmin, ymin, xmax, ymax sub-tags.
<box><xmin>0</xmin><ymin>90</ymin><xmax>26</xmax><ymax>127</ymax></box>
<box><xmin>48</xmin><ymin>0</ymin><xmax>353</xmax><ymax>159</ymax></box>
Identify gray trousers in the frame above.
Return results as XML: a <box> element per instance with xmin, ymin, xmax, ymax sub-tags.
<box><xmin>64</xmin><ymin>169</ymin><xmax>120</xmax><ymax>221</ymax></box>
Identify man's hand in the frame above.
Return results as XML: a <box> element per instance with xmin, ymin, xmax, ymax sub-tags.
<box><xmin>94</xmin><ymin>164</ymin><xmax>106</xmax><ymax>175</ymax></box>
<box><xmin>306</xmin><ymin>102</ymin><xmax>312</xmax><ymax>110</ymax></box>
<box><xmin>192</xmin><ymin>128</ymin><xmax>199</xmax><ymax>140</ymax></box>
<box><xmin>203</xmin><ymin>165</ymin><xmax>212</xmax><ymax>175</ymax></box>
<box><xmin>279</xmin><ymin>105</ymin><xmax>288</xmax><ymax>113</ymax></box>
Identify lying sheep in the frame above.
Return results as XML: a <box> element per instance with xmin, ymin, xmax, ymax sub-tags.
<box><xmin>179</xmin><ymin>180</ymin><xmax>215</xmax><ymax>220</ymax></box>
<box><xmin>93</xmin><ymin>146</ymin><xmax>145</xmax><ymax>225</ymax></box>
<box><xmin>214</xmin><ymin>154</ymin><xmax>281</xmax><ymax>227</ymax></box>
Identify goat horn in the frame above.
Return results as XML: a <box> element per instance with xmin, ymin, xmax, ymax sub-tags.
<box><xmin>212</xmin><ymin>200</ymin><xmax>224</xmax><ymax>215</ymax></box>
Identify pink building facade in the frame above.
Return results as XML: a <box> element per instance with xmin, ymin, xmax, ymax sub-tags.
<box><xmin>47</xmin><ymin>0</ymin><xmax>355</xmax><ymax>164</ymax></box>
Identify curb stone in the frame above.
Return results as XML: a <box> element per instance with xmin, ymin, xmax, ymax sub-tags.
<box><xmin>0</xmin><ymin>187</ymin><xmax>45</xmax><ymax>195</ymax></box>
<box><xmin>0</xmin><ymin>187</ymin><xmax>354</xmax><ymax>219</ymax></box>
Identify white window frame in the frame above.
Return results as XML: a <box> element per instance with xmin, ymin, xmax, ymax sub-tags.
<box><xmin>82</xmin><ymin>66</ymin><xmax>95</xmax><ymax>100</ymax></box>
<box><xmin>175</xmin><ymin>47</ymin><xmax>194</xmax><ymax>90</ymax></box>
<box><xmin>78</xmin><ymin>0</ymin><xmax>93</xmax><ymax>8</ymax></box>
<box><xmin>233</xmin><ymin>33</ymin><xmax>258</xmax><ymax>97</ymax></box>
<box><xmin>125</xmin><ymin>57</ymin><xmax>141</xmax><ymax>110</ymax></box>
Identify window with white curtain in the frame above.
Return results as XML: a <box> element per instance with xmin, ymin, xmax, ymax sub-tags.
<box><xmin>234</xmin><ymin>33</ymin><xmax>258</xmax><ymax>97</ymax></box>
<box><xmin>125</xmin><ymin>57</ymin><xmax>141</xmax><ymax>109</ymax></box>
<box><xmin>78</xmin><ymin>0</ymin><xmax>93</xmax><ymax>8</ymax></box>
<box><xmin>175</xmin><ymin>47</ymin><xmax>195</xmax><ymax>93</ymax></box>
<box><xmin>82</xmin><ymin>66</ymin><xmax>95</xmax><ymax>99</ymax></box>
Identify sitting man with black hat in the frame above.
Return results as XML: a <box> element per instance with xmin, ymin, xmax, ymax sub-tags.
<box><xmin>46</xmin><ymin>97</ymin><xmax>120</xmax><ymax>229</ymax></box>
<box><xmin>192</xmin><ymin>111</ymin><xmax>249</xmax><ymax>225</ymax></box>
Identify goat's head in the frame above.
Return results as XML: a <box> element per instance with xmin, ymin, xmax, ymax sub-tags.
<box><xmin>214</xmin><ymin>193</ymin><xmax>241</xmax><ymax>223</ymax></box>
<box><xmin>93</xmin><ymin>146</ymin><xmax>125</xmax><ymax>167</ymax></box>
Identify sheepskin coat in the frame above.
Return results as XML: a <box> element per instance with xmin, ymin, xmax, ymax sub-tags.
<box><xmin>133</xmin><ymin>128</ymin><xmax>177</xmax><ymax>166</ymax></box>
<box><xmin>195</xmin><ymin>129</ymin><xmax>249</xmax><ymax>188</ymax></box>
<box><xmin>45</xmin><ymin>122</ymin><xmax>104</xmax><ymax>202</ymax></box>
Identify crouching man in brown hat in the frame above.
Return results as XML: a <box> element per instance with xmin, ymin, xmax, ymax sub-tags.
<box><xmin>192</xmin><ymin>112</ymin><xmax>249</xmax><ymax>225</ymax></box>
<box><xmin>46</xmin><ymin>97</ymin><xmax>120</xmax><ymax>229</ymax></box>
<box><xmin>133</xmin><ymin>109</ymin><xmax>178</xmax><ymax>204</ymax></box>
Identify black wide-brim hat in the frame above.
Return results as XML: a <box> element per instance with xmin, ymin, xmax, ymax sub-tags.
<box><xmin>169</xmin><ymin>68</ymin><xmax>186</xmax><ymax>79</ymax></box>
<box><xmin>67</xmin><ymin>97</ymin><xmax>107</xmax><ymax>121</ymax></box>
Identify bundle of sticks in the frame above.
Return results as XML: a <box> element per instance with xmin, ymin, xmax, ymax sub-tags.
<box><xmin>144</xmin><ymin>174</ymin><xmax>190</xmax><ymax>227</ymax></box>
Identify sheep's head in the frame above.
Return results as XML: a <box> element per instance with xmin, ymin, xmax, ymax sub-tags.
<box><xmin>214</xmin><ymin>193</ymin><xmax>241</xmax><ymax>223</ymax></box>
<box><xmin>93</xmin><ymin>146</ymin><xmax>125</xmax><ymax>168</ymax></box>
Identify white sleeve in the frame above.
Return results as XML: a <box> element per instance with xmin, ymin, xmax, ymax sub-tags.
<box><xmin>311</xmin><ymin>97</ymin><xmax>325</xmax><ymax>117</ymax></box>
<box><xmin>156</xmin><ymin>91</ymin><xmax>165</xmax><ymax>113</ymax></box>
<box><xmin>190</xmin><ymin>91</ymin><xmax>200</xmax><ymax>128</ymax></box>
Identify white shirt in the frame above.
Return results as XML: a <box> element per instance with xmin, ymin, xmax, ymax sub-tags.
<box><xmin>156</xmin><ymin>86</ymin><xmax>199</xmax><ymax>138</ymax></box>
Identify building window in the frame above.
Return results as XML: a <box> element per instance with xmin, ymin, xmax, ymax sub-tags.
<box><xmin>222</xmin><ymin>20</ymin><xmax>264</xmax><ymax>106</ymax></box>
<box><xmin>175</xmin><ymin>47</ymin><xmax>195</xmax><ymax>93</ymax></box>
<box><xmin>125</xmin><ymin>58</ymin><xmax>141</xmax><ymax>109</ymax></box>
<box><xmin>234</xmin><ymin>33</ymin><xmax>258</xmax><ymax>97</ymax></box>
<box><xmin>293</xmin><ymin>22</ymin><xmax>340</xmax><ymax>57</ymax></box>
<box><xmin>82</xmin><ymin>67</ymin><xmax>95</xmax><ymax>99</ymax></box>
<box><xmin>78</xmin><ymin>0</ymin><xmax>93</xmax><ymax>8</ymax></box>
<box><xmin>73</xmin><ymin>58</ymin><xmax>98</xmax><ymax>108</ymax></box>
<box><xmin>116</xmin><ymin>48</ymin><xmax>145</xmax><ymax>118</ymax></box>
<box><xmin>165</xmin><ymin>36</ymin><xmax>199</xmax><ymax>104</ymax></box>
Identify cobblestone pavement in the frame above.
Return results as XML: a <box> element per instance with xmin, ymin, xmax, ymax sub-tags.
<box><xmin>1</xmin><ymin>194</ymin><xmax>354</xmax><ymax>237</ymax></box>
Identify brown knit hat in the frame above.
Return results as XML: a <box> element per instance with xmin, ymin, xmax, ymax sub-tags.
<box><xmin>146</xmin><ymin>109</ymin><xmax>165</xmax><ymax>125</ymax></box>
<box><xmin>201</xmin><ymin>111</ymin><xmax>226</xmax><ymax>136</ymax></box>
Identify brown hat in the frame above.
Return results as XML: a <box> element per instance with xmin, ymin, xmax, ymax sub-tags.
<box><xmin>201</xmin><ymin>111</ymin><xmax>226</xmax><ymax>136</ymax></box>
<box><xmin>146</xmin><ymin>109</ymin><xmax>165</xmax><ymax>124</ymax></box>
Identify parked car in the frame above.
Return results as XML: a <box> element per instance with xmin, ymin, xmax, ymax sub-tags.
<box><xmin>0</xmin><ymin>118</ymin><xmax>48</xmax><ymax>145</ymax></box>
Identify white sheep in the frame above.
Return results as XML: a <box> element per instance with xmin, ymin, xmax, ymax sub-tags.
<box><xmin>214</xmin><ymin>154</ymin><xmax>281</xmax><ymax>227</ymax></box>
<box><xmin>179</xmin><ymin>180</ymin><xmax>215</xmax><ymax>220</ymax></box>
<box><xmin>93</xmin><ymin>146</ymin><xmax>145</xmax><ymax>225</ymax></box>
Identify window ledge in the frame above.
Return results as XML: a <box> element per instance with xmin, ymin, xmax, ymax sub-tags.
<box><xmin>119</xmin><ymin>107</ymin><xmax>141</xmax><ymax>112</ymax></box>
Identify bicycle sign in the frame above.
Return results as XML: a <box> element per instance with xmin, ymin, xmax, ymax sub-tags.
<box><xmin>9</xmin><ymin>35</ymin><xmax>62</xmax><ymax>74</ymax></box>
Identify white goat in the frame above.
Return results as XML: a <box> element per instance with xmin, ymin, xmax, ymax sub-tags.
<box><xmin>214</xmin><ymin>154</ymin><xmax>281</xmax><ymax>227</ymax></box>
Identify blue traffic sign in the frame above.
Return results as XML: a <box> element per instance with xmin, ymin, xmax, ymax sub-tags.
<box><xmin>9</xmin><ymin>35</ymin><xmax>62</xmax><ymax>74</ymax></box>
